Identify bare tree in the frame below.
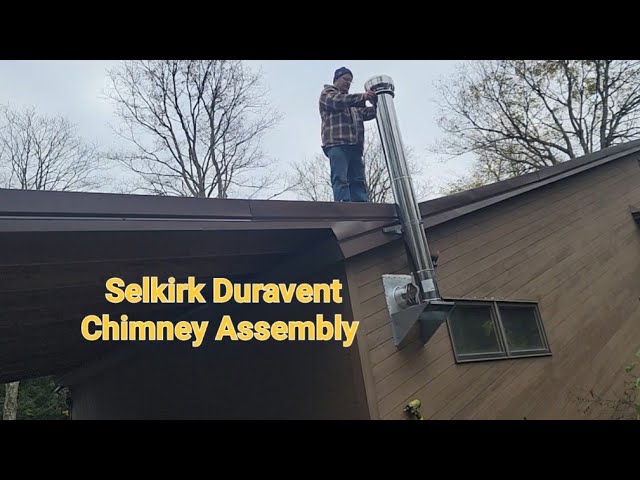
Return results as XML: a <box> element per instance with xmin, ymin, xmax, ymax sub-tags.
<box><xmin>0</xmin><ymin>104</ymin><xmax>103</xmax><ymax>420</ymax></box>
<box><xmin>291</xmin><ymin>125</ymin><xmax>431</xmax><ymax>203</ymax></box>
<box><xmin>0</xmin><ymin>105</ymin><xmax>101</xmax><ymax>191</ymax></box>
<box><xmin>104</xmin><ymin>60</ymin><xmax>285</xmax><ymax>199</ymax></box>
<box><xmin>2</xmin><ymin>382</ymin><xmax>19</xmax><ymax>420</ymax></box>
<box><xmin>442</xmin><ymin>153</ymin><xmax>530</xmax><ymax>195</ymax></box>
<box><xmin>434</xmin><ymin>60</ymin><xmax>640</xmax><ymax>189</ymax></box>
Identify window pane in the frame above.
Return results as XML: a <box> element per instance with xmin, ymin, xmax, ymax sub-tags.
<box><xmin>499</xmin><ymin>306</ymin><xmax>545</xmax><ymax>352</ymax></box>
<box><xmin>449</xmin><ymin>305</ymin><xmax>502</xmax><ymax>356</ymax></box>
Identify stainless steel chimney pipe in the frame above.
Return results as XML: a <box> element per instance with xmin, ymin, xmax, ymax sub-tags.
<box><xmin>365</xmin><ymin>75</ymin><xmax>440</xmax><ymax>302</ymax></box>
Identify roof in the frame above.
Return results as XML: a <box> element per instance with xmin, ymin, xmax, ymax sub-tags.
<box><xmin>3</xmin><ymin>139</ymin><xmax>640</xmax><ymax>382</ymax></box>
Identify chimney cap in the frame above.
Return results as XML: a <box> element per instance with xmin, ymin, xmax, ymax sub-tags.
<box><xmin>365</xmin><ymin>75</ymin><xmax>395</xmax><ymax>96</ymax></box>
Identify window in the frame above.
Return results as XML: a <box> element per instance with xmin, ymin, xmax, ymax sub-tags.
<box><xmin>446</xmin><ymin>299</ymin><xmax>551</xmax><ymax>363</ymax></box>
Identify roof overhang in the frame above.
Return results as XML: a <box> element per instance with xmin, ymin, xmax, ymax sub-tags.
<box><xmin>0</xmin><ymin>189</ymin><xmax>400</xmax><ymax>382</ymax></box>
<box><xmin>3</xmin><ymin>139</ymin><xmax>640</xmax><ymax>382</ymax></box>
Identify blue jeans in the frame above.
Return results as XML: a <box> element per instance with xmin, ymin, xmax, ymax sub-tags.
<box><xmin>325</xmin><ymin>145</ymin><xmax>369</xmax><ymax>202</ymax></box>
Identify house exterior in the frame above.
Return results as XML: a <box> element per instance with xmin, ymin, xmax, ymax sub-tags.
<box><xmin>1</xmin><ymin>139</ymin><xmax>639</xmax><ymax>419</ymax></box>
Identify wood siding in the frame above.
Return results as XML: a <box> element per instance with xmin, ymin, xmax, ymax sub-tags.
<box><xmin>346</xmin><ymin>154</ymin><xmax>640</xmax><ymax>420</ymax></box>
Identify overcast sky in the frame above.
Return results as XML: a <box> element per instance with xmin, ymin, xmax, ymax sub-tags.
<box><xmin>0</xmin><ymin>60</ymin><xmax>474</xmax><ymax>199</ymax></box>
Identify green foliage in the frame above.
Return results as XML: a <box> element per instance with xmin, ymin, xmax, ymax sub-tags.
<box><xmin>571</xmin><ymin>347</ymin><xmax>640</xmax><ymax>419</ymax></box>
<box><xmin>1</xmin><ymin>376</ymin><xmax>69</xmax><ymax>420</ymax></box>
<box><xmin>481</xmin><ymin>320</ymin><xmax>494</xmax><ymax>337</ymax></box>
<box><xmin>504</xmin><ymin>329</ymin><xmax>532</xmax><ymax>350</ymax></box>
<box><xmin>627</xmin><ymin>350</ymin><xmax>640</xmax><ymax>420</ymax></box>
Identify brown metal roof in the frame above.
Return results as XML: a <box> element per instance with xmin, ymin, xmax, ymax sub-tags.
<box><xmin>3</xmin><ymin>139</ymin><xmax>640</xmax><ymax>382</ymax></box>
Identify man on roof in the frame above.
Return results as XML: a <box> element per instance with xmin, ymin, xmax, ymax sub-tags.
<box><xmin>319</xmin><ymin>67</ymin><xmax>377</xmax><ymax>202</ymax></box>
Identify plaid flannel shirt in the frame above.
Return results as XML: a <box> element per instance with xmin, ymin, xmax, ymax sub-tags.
<box><xmin>319</xmin><ymin>84</ymin><xmax>377</xmax><ymax>150</ymax></box>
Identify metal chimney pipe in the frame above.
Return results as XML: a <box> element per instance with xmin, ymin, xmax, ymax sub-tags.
<box><xmin>365</xmin><ymin>75</ymin><xmax>440</xmax><ymax>302</ymax></box>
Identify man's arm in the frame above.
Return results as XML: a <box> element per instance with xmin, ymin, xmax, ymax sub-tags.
<box><xmin>320</xmin><ymin>88</ymin><xmax>366</xmax><ymax>111</ymax></box>
<box><xmin>362</xmin><ymin>105</ymin><xmax>377</xmax><ymax>121</ymax></box>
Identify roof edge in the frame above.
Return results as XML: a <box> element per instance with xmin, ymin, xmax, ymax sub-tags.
<box><xmin>0</xmin><ymin>188</ymin><xmax>396</xmax><ymax>223</ymax></box>
<box><xmin>419</xmin><ymin>140</ymin><xmax>640</xmax><ymax>218</ymax></box>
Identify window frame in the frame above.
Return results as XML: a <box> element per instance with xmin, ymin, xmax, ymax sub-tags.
<box><xmin>445</xmin><ymin>298</ymin><xmax>552</xmax><ymax>363</ymax></box>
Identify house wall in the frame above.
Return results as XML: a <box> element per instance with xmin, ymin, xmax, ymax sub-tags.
<box><xmin>68</xmin><ymin>263</ymin><xmax>369</xmax><ymax>420</ymax></box>
<box><xmin>346</xmin><ymin>154</ymin><xmax>640</xmax><ymax>420</ymax></box>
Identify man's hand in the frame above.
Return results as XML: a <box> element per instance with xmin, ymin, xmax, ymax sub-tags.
<box><xmin>364</xmin><ymin>90</ymin><xmax>377</xmax><ymax>105</ymax></box>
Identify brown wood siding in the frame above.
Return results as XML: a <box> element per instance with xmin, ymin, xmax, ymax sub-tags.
<box><xmin>345</xmin><ymin>154</ymin><xmax>640</xmax><ymax>420</ymax></box>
